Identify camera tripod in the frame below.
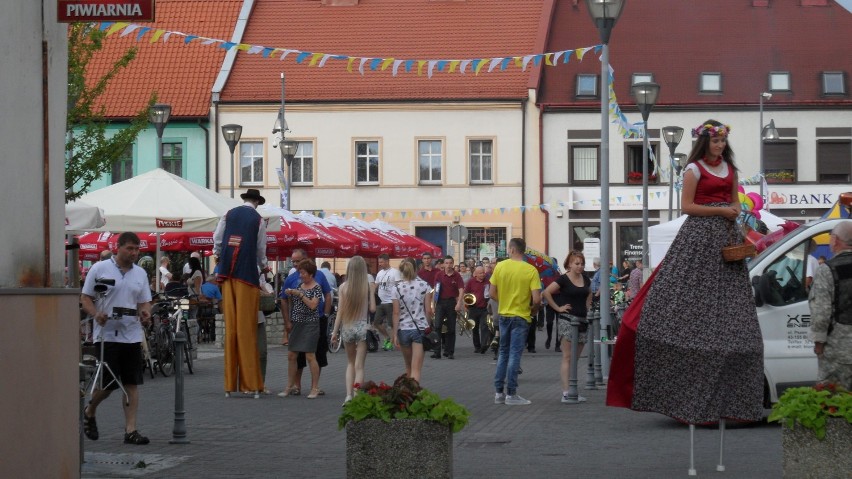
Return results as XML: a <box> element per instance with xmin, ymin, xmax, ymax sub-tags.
<box><xmin>83</xmin><ymin>308</ymin><xmax>129</xmax><ymax>406</ymax></box>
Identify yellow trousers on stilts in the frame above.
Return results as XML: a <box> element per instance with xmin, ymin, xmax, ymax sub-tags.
<box><xmin>222</xmin><ymin>279</ymin><xmax>264</xmax><ymax>392</ymax></box>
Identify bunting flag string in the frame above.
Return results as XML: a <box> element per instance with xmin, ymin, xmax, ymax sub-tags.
<box><xmin>97</xmin><ymin>21</ymin><xmax>600</xmax><ymax>78</ymax></box>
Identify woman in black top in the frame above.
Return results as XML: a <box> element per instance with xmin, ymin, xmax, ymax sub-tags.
<box><xmin>542</xmin><ymin>250</ymin><xmax>592</xmax><ymax>403</ymax></box>
<box><xmin>618</xmin><ymin>259</ymin><xmax>631</xmax><ymax>288</ymax></box>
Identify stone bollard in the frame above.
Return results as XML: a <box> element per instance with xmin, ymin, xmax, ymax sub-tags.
<box><xmin>563</xmin><ymin>313</ymin><xmax>585</xmax><ymax>403</ymax></box>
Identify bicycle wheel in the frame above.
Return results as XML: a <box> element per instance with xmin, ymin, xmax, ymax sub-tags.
<box><xmin>327</xmin><ymin>313</ymin><xmax>341</xmax><ymax>353</ymax></box>
<box><xmin>183</xmin><ymin>339</ymin><xmax>194</xmax><ymax>374</ymax></box>
<box><xmin>158</xmin><ymin>326</ymin><xmax>174</xmax><ymax>377</ymax></box>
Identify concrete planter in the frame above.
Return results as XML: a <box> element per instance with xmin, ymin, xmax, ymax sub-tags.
<box><xmin>782</xmin><ymin>418</ymin><xmax>852</xmax><ymax>478</ymax></box>
<box><xmin>345</xmin><ymin>418</ymin><xmax>452</xmax><ymax>479</ymax></box>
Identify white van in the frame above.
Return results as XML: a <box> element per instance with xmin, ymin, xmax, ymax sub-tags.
<box><xmin>749</xmin><ymin>217</ymin><xmax>851</xmax><ymax>405</ymax></box>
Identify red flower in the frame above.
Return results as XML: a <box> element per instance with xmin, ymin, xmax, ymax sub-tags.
<box><xmin>815</xmin><ymin>383</ymin><xmax>825</xmax><ymax>391</ymax></box>
<box><xmin>828</xmin><ymin>406</ymin><xmax>838</xmax><ymax>414</ymax></box>
<box><xmin>353</xmin><ymin>383</ymin><xmax>360</xmax><ymax>389</ymax></box>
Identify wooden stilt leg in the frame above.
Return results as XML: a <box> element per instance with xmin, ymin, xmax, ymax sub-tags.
<box><xmin>717</xmin><ymin>418</ymin><xmax>726</xmax><ymax>472</ymax></box>
<box><xmin>689</xmin><ymin>424</ymin><xmax>697</xmax><ymax>476</ymax></box>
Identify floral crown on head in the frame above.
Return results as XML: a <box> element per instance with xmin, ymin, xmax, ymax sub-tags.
<box><xmin>691</xmin><ymin>123</ymin><xmax>731</xmax><ymax>138</ymax></box>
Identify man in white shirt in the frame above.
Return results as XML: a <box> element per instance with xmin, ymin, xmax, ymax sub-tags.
<box><xmin>158</xmin><ymin>257</ymin><xmax>172</xmax><ymax>289</ymax></box>
<box><xmin>319</xmin><ymin>261</ymin><xmax>337</xmax><ymax>289</ymax></box>
<box><xmin>374</xmin><ymin>253</ymin><xmax>401</xmax><ymax>351</ymax></box>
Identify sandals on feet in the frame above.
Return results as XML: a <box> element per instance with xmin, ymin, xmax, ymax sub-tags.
<box><xmin>307</xmin><ymin>388</ymin><xmax>321</xmax><ymax>399</ymax></box>
<box><xmin>277</xmin><ymin>386</ymin><xmax>300</xmax><ymax>397</ymax></box>
<box><xmin>123</xmin><ymin>430</ymin><xmax>149</xmax><ymax>445</ymax></box>
<box><xmin>83</xmin><ymin>408</ymin><xmax>99</xmax><ymax>441</ymax></box>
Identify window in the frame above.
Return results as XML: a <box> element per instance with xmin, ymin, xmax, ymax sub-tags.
<box><xmin>632</xmin><ymin>73</ymin><xmax>654</xmax><ymax>85</ymax></box>
<box><xmin>464</xmin><ymin>227</ymin><xmax>507</xmax><ymax>261</ymax></box>
<box><xmin>239</xmin><ymin>141</ymin><xmax>264</xmax><ymax>185</ymax></box>
<box><xmin>355</xmin><ymin>140</ymin><xmax>379</xmax><ymax>184</ymax></box>
<box><xmin>569</xmin><ymin>145</ymin><xmax>599</xmax><ymax>184</ymax></box>
<box><xmin>625</xmin><ymin>143</ymin><xmax>660</xmax><ymax>184</ymax></box>
<box><xmin>576</xmin><ymin>74</ymin><xmax>598</xmax><ymax>97</ymax></box>
<box><xmin>822</xmin><ymin>72</ymin><xmax>846</xmax><ymax>95</ymax></box>
<box><xmin>291</xmin><ymin>141</ymin><xmax>314</xmax><ymax>185</ymax></box>
<box><xmin>469</xmin><ymin>139</ymin><xmax>493</xmax><ymax>184</ymax></box>
<box><xmin>700</xmin><ymin>72</ymin><xmax>722</xmax><ymax>92</ymax></box>
<box><xmin>769</xmin><ymin>72</ymin><xmax>791</xmax><ymax>92</ymax></box>
<box><xmin>418</xmin><ymin>140</ymin><xmax>442</xmax><ymax>184</ymax></box>
<box><xmin>757</xmin><ymin>239</ymin><xmax>812</xmax><ymax>307</ymax></box>
<box><xmin>161</xmin><ymin>141</ymin><xmax>183</xmax><ymax>177</ymax></box>
<box><xmin>111</xmin><ymin>145</ymin><xmax>133</xmax><ymax>184</ymax></box>
<box><xmin>763</xmin><ymin>140</ymin><xmax>797</xmax><ymax>183</ymax></box>
<box><xmin>816</xmin><ymin>140</ymin><xmax>851</xmax><ymax>183</ymax></box>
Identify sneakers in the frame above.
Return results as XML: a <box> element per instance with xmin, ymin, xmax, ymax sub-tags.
<box><xmin>382</xmin><ymin>339</ymin><xmax>393</xmax><ymax>351</ymax></box>
<box><xmin>494</xmin><ymin>393</ymin><xmax>506</xmax><ymax>404</ymax></box>
<box><xmin>123</xmin><ymin>430</ymin><xmax>149</xmax><ymax>445</ymax></box>
<box><xmin>561</xmin><ymin>394</ymin><xmax>588</xmax><ymax>403</ymax></box>
<box><xmin>505</xmin><ymin>395</ymin><xmax>532</xmax><ymax>406</ymax></box>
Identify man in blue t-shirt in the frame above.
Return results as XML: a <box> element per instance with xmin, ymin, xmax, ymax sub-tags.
<box><xmin>279</xmin><ymin>249</ymin><xmax>333</xmax><ymax>395</ymax></box>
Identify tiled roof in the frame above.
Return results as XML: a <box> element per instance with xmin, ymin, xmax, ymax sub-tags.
<box><xmin>538</xmin><ymin>0</ymin><xmax>852</xmax><ymax>108</ymax></box>
<box><xmin>221</xmin><ymin>0</ymin><xmax>545</xmax><ymax>103</ymax></box>
<box><xmin>85</xmin><ymin>0</ymin><xmax>243</xmax><ymax>118</ymax></box>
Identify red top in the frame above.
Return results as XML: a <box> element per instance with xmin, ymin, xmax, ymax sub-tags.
<box><xmin>417</xmin><ymin>267</ymin><xmax>439</xmax><ymax>288</ymax></box>
<box><xmin>464</xmin><ymin>278</ymin><xmax>489</xmax><ymax>308</ymax></box>
<box><xmin>435</xmin><ymin>270</ymin><xmax>463</xmax><ymax>300</ymax></box>
<box><xmin>692</xmin><ymin>161</ymin><xmax>734</xmax><ymax>205</ymax></box>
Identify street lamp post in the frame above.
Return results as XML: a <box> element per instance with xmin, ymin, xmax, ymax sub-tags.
<box><xmin>585</xmin><ymin>0</ymin><xmax>625</xmax><ymax>382</ymax></box>
<box><xmin>273</xmin><ymin>73</ymin><xmax>299</xmax><ymax>211</ymax></box>
<box><xmin>662</xmin><ymin>126</ymin><xmax>684</xmax><ymax>220</ymax></box>
<box><xmin>149</xmin><ymin>104</ymin><xmax>171</xmax><ymax>292</ymax></box>
<box><xmin>673</xmin><ymin>153</ymin><xmax>688</xmax><ymax>215</ymax></box>
<box><xmin>632</xmin><ymin>82</ymin><xmax>660</xmax><ymax>275</ymax></box>
<box><xmin>758</xmin><ymin>92</ymin><xmax>779</xmax><ymax>203</ymax></box>
<box><xmin>221</xmin><ymin>124</ymin><xmax>242</xmax><ymax>199</ymax></box>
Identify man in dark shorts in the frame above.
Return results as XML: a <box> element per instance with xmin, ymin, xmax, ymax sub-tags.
<box><xmin>80</xmin><ymin>232</ymin><xmax>153</xmax><ymax>445</ymax></box>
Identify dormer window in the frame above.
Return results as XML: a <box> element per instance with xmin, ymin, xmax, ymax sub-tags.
<box><xmin>769</xmin><ymin>72</ymin><xmax>791</xmax><ymax>92</ymax></box>
<box><xmin>822</xmin><ymin>72</ymin><xmax>846</xmax><ymax>95</ymax></box>
<box><xmin>700</xmin><ymin>72</ymin><xmax>722</xmax><ymax>93</ymax></box>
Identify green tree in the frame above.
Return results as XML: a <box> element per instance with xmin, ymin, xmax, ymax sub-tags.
<box><xmin>66</xmin><ymin>24</ymin><xmax>155</xmax><ymax>203</ymax></box>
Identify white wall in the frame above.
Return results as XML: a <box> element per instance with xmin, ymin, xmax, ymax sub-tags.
<box><xmin>216</xmin><ymin>102</ymin><xmax>526</xmax><ymax>213</ymax></box>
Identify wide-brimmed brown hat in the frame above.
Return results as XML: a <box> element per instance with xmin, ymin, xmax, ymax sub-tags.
<box><xmin>240</xmin><ymin>188</ymin><xmax>266</xmax><ymax>205</ymax></box>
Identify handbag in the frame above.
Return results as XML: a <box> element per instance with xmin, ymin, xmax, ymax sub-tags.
<box><xmin>366</xmin><ymin>329</ymin><xmax>380</xmax><ymax>352</ymax></box>
<box><xmin>396</xmin><ymin>284</ymin><xmax>440</xmax><ymax>351</ymax></box>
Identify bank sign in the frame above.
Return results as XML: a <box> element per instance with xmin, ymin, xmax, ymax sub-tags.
<box><xmin>58</xmin><ymin>0</ymin><xmax>155</xmax><ymax>22</ymax></box>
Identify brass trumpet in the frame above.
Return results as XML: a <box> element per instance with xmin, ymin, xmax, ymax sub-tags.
<box><xmin>458</xmin><ymin>293</ymin><xmax>477</xmax><ymax>336</ymax></box>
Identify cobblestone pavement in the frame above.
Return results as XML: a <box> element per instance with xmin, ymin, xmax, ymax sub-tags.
<box><xmin>81</xmin><ymin>334</ymin><xmax>783</xmax><ymax>478</ymax></box>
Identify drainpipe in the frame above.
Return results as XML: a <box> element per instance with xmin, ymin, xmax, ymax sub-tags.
<box><xmin>538</xmin><ymin>105</ymin><xmax>549</xmax><ymax>253</ymax></box>
<box><xmin>213</xmin><ymin>99</ymin><xmax>219</xmax><ymax>192</ymax></box>
<box><xmin>521</xmin><ymin>100</ymin><xmax>526</xmax><ymax>238</ymax></box>
<box><xmin>198</xmin><ymin>119</ymin><xmax>210</xmax><ymax>187</ymax></box>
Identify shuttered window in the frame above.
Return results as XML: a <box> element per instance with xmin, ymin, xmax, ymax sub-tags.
<box><xmin>763</xmin><ymin>140</ymin><xmax>797</xmax><ymax>183</ymax></box>
<box><xmin>817</xmin><ymin>141</ymin><xmax>851</xmax><ymax>183</ymax></box>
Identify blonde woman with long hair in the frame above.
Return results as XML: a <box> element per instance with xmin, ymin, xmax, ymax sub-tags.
<box><xmin>330</xmin><ymin>256</ymin><xmax>375</xmax><ymax>404</ymax></box>
<box><xmin>391</xmin><ymin>258</ymin><xmax>433</xmax><ymax>383</ymax></box>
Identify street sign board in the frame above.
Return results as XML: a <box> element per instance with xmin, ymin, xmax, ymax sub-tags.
<box><xmin>450</xmin><ymin>225</ymin><xmax>468</xmax><ymax>243</ymax></box>
<box><xmin>58</xmin><ymin>0</ymin><xmax>156</xmax><ymax>23</ymax></box>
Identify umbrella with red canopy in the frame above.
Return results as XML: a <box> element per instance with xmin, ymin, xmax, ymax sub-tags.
<box><xmin>370</xmin><ymin>219</ymin><xmax>442</xmax><ymax>257</ymax></box>
<box><xmin>324</xmin><ymin>215</ymin><xmax>396</xmax><ymax>257</ymax></box>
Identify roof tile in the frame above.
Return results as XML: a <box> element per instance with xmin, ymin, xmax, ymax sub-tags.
<box><xmin>86</xmin><ymin>0</ymin><xmax>243</xmax><ymax>118</ymax></box>
<box><xmin>222</xmin><ymin>0</ymin><xmax>545</xmax><ymax>103</ymax></box>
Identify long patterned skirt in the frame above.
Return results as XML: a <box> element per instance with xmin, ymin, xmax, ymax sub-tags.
<box><xmin>630</xmin><ymin>209</ymin><xmax>764</xmax><ymax>423</ymax></box>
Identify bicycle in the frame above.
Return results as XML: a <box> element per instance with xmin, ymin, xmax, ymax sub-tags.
<box><xmin>149</xmin><ymin>292</ymin><xmax>195</xmax><ymax>376</ymax></box>
<box><xmin>327</xmin><ymin>312</ymin><xmax>341</xmax><ymax>353</ymax></box>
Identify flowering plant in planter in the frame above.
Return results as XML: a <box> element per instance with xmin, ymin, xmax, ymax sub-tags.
<box><xmin>768</xmin><ymin>383</ymin><xmax>852</xmax><ymax>439</ymax></box>
<box><xmin>627</xmin><ymin>171</ymin><xmax>657</xmax><ymax>182</ymax></box>
<box><xmin>339</xmin><ymin>374</ymin><xmax>471</xmax><ymax>433</ymax></box>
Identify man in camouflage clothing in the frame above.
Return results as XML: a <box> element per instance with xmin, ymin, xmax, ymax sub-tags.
<box><xmin>808</xmin><ymin>221</ymin><xmax>852</xmax><ymax>389</ymax></box>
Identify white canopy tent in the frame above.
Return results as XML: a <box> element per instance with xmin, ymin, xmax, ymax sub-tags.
<box><xmin>75</xmin><ymin>168</ymin><xmax>280</xmax><ymax>289</ymax></box>
<box><xmin>648</xmin><ymin>210</ymin><xmax>789</xmax><ymax>267</ymax></box>
<box><xmin>65</xmin><ymin>200</ymin><xmax>105</xmax><ymax>232</ymax></box>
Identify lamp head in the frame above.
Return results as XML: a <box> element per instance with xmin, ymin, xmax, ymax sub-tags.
<box><xmin>661</xmin><ymin>126</ymin><xmax>684</xmax><ymax>152</ymax></box>
<box><xmin>221</xmin><ymin>124</ymin><xmax>242</xmax><ymax>153</ymax></box>
<box><xmin>632</xmin><ymin>82</ymin><xmax>660</xmax><ymax>121</ymax></box>
<box><xmin>149</xmin><ymin>103</ymin><xmax>171</xmax><ymax>137</ymax></box>
<box><xmin>272</xmin><ymin>110</ymin><xmax>289</xmax><ymax>134</ymax></box>
<box><xmin>585</xmin><ymin>0</ymin><xmax>626</xmax><ymax>44</ymax></box>
<box><xmin>280</xmin><ymin>140</ymin><xmax>299</xmax><ymax>163</ymax></box>
<box><xmin>762</xmin><ymin>119</ymin><xmax>779</xmax><ymax>141</ymax></box>
<box><xmin>761</xmin><ymin>92</ymin><xmax>772</xmax><ymax>101</ymax></box>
